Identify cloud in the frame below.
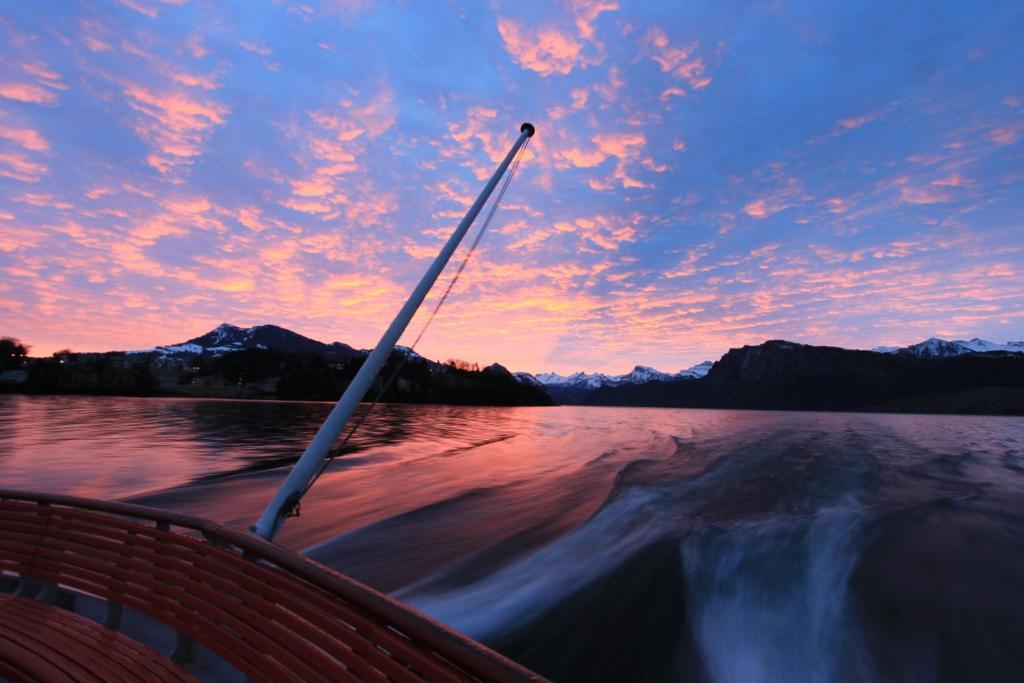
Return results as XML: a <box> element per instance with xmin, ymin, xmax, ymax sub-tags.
<box><xmin>642</xmin><ymin>28</ymin><xmax>711</xmax><ymax>91</ymax></box>
<box><xmin>169</xmin><ymin>71</ymin><xmax>220</xmax><ymax>90</ymax></box>
<box><xmin>0</xmin><ymin>125</ymin><xmax>49</xmax><ymax>151</ymax></box>
<box><xmin>559</xmin><ymin>146</ymin><xmax>608</xmax><ymax>168</ymax></box>
<box><xmin>0</xmin><ymin>151</ymin><xmax>47</xmax><ymax>182</ymax></box>
<box><xmin>0</xmin><ymin>83</ymin><xmax>59</xmax><ymax>105</ymax></box>
<box><xmin>744</xmin><ymin>200</ymin><xmax>769</xmax><ymax>218</ymax></box>
<box><xmin>290</xmin><ymin>177</ymin><xmax>334</xmax><ymax>197</ymax></box>
<box><xmin>988</xmin><ymin>124</ymin><xmax>1021</xmax><ymax>145</ymax></box>
<box><xmin>496</xmin><ymin>18</ymin><xmax>584</xmax><ymax>76</ymax></box>
<box><xmin>570</xmin><ymin>0</ymin><xmax>619</xmax><ymax>40</ymax></box>
<box><xmin>899</xmin><ymin>186</ymin><xmax>949</xmax><ymax>205</ymax></box>
<box><xmin>121</xmin><ymin>84</ymin><xmax>230</xmax><ymax>176</ymax></box>
<box><xmin>161</xmin><ymin>197</ymin><xmax>212</xmax><ymax>214</ymax></box>
<box><xmin>593</xmin><ymin>132</ymin><xmax>645</xmax><ymax>158</ymax></box>
<box><xmin>239</xmin><ymin>39</ymin><xmax>273</xmax><ymax>56</ymax></box>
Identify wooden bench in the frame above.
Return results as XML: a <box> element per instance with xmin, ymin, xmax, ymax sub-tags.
<box><xmin>0</xmin><ymin>489</ymin><xmax>543</xmax><ymax>682</ymax></box>
<box><xmin>0</xmin><ymin>592</ymin><xmax>195</xmax><ymax>682</ymax></box>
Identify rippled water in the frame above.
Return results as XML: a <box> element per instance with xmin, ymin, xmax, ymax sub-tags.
<box><xmin>2</xmin><ymin>394</ymin><xmax>1023</xmax><ymax>682</ymax></box>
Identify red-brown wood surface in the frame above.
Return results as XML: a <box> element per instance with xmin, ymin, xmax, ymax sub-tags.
<box><xmin>0</xmin><ymin>489</ymin><xmax>545</xmax><ymax>682</ymax></box>
<box><xmin>0</xmin><ymin>593</ymin><xmax>196</xmax><ymax>683</ymax></box>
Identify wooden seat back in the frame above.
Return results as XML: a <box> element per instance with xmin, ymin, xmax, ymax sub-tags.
<box><xmin>0</xmin><ymin>489</ymin><xmax>541</xmax><ymax>683</ymax></box>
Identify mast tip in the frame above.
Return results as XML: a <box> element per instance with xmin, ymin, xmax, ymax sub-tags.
<box><xmin>520</xmin><ymin>122</ymin><xmax>536</xmax><ymax>137</ymax></box>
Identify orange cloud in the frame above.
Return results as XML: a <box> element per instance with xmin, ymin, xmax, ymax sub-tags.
<box><xmin>496</xmin><ymin>18</ymin><xmax>583</xmax><ymax>76</ymax></box>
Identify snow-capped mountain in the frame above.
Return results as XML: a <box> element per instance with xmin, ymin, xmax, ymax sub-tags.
<box><xmin>134</xmin><ymin>323</ymin><xmax>360</xmax><ymax>361</ymax></box>
<box><xmin>532</xmin><ymin>362</ymin><xmax>714</xmax><ymax>403</ymax></box>
<box><xmin>678</xmin><ymin>360</ymin><xmax>714</xmax><ymax>379</ymax></box>
<box><xmin>872</xmin><ymin>337</ymin><xmax>1024</xmax><ymax>358</ymax></box>
<box><xmin>534</xmin><ymin>370</ymin><xmax>617</xmax><ymax>389</ymax></box>
<box><xmin>535</xmin><ymin>362</ymin><xmax>714</xmax><ymax>389</ymax></box>
<box><xmin>512</xmin><ymin>372</ymin><xmax>543</xmax><ymax>387</ymax></box>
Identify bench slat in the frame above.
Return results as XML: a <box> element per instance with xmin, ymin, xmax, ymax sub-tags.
<box><xmin>0</xmin><ymin>490</ymin><xmax>544</xmax><ymax>683</ymax></box>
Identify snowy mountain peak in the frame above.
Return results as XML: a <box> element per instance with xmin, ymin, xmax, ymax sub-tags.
<box><xmin>142</xmin><ymin>323</ymin><xmax>358</xmax><ymax>361</ymax></box>
<box><xmin>873</xmin><ymin>337</ymin><xmax>1024</xmax><ymax>357</ymax></box>
<box><xmin>535</xmin><ymin>360</ymin><xmax>715</xmax><ymax>391</ymax></box>
<box><xmin>678</xmin><ymin>361</ymin><xmax>714</xmax><ymax>378</ymax></box>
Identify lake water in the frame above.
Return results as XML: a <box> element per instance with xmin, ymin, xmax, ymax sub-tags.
<box><xmin>2</xmin><ymin>394</ymin><xmax>1023</xmax><ymax>682</ymax></box>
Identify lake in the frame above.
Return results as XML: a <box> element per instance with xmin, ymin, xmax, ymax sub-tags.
<box><xmin>2</xmin><ymin>394</ymin><xmax>1023</xmax><ymax>682</ymax></box>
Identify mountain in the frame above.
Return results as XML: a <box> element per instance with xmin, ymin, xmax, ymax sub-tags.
<box><xmin>584</xmin><ymin>340</ymin><xmax>1024</xmax><ymax>415</ymax></box>
<box><xmin>533</xmin><ymin>361</ymin><xmax>713</xmax><ymax>403</ymax></box>
<box><xmin>16</xmin><ymin>323</ymin><xmax>553</xmax><ymax>406</ymax></box>
<box><xmin>141</xmin><ymin>323</ymin><xmax>359</xmax><ymax>361</ymax></box>
<box><xmin>872</xmin><ymin>337</ymin><xmax>1024</xmax><ymax>358</ymax></box>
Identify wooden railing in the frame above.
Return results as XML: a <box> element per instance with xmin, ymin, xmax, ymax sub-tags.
<box><xmin>0</xmin><ymin>489</ymin><xmax>544</xmax><ymax>682</ymax></box>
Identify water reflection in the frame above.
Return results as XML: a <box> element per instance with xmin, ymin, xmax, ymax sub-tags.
<box><xmin>3</xmin><ymin>395</ymin><xmax>1024</xmax><ymax>681</ymax></box>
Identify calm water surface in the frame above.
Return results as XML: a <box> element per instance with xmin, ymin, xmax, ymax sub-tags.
<box><xmin>2</xmin><ymin>394</ymin><xmax>1023</xmax><ymax>682</ymax></box>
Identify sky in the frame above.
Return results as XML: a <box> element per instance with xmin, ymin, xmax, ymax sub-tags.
<box><xmin>0</xmin><ymin>0</ymin><xmax>1022</xmax><ymax>374</ymax></box>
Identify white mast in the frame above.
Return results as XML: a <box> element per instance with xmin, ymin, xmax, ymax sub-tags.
<box><xmin>252</xmin><ymin>122</ymin><xmax>535</xmax><ymax>541</ymax></box>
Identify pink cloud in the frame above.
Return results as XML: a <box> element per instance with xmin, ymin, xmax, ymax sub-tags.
<box><xmin>239</xmin><ymin>39</ymin><xmax>273</xmax><ymax>56</ymax></box>
<box><xmin>559</xmin><ymin>146</ymin><xmax>608</xmax><ymax>168</ymax></box>
<box><xmin>184</xmin><ymin>34</ymin><xmax>209</xmax><ymax>58</ymax></box>
<box><xmin>931</xmin><ymin>173</ymin><xmax>964</xmax><ymax>187</ymax></box>
<box><xmin>0</xmin><ymin>152</ymin><xmax>47</xmax><ymax>182</ymax></box>
<box><xmin>744</xmin><ymin>199</ymin><xmax>769</xmax><ymax>218</ymax></box>
<box><xmin>642</xmin><ymin>28</ymin><xmax>711</xmax><ymax>92</ymax></box>
<box><xmin>570</xmin><ymin>88</ymin><xmax>589</xmax><ymax>109</ymax></box>
<box><xmin>169</xmin><ymin>71</ymin><xmax>220</xmax><ymax>90</ymax></box>
<box><xmin>20</xmin><ymin>62</ymin><xmax>61</xmax><ymax>82</ymax></box>
<box><xmin>290</xmin><ymin>177</ymin><xmax>334</xmax><ymax>197</ymax></box>
<box><xmin>122</xmin><ymin>84</ymin><xmax>230</xmax><ymax>175</ymax></box>
<box><xmin>570</xmin><ymin>0</ymin><xmax>619</xmax><ymax>41</ymax></box>
<box><xmin>0</xmin><ymin>83</ymin><xmax>58</xmax><ymax>105</ymax></box>
<box><xmin>838</xmin><ymin>116</ymin><xmax>872</xmax><ymax>129</ymax></box>
<box><xmin>899</xmin><ymin>186</ymin><xmax>949</xmax><ymax>205</ymax></box>
<box><xmin>593</xmin><ymin>131</ymin><xmax>645</xmax><ymax>158</ymax></box>
<box><xmin>280</xmin><ymin>197</ymin><xmax>332</xmax><ymax>214</ymax></box>
<box><xmin>496</xmin><ymin>18</ymin><xmax>584</xmax><ymax>76</ymax></box>
<box><xmin>988</xmin><ymin>124</ymin><xmax>1021</xmax><ymax>145</ymax></box>
<box><xmin>85</xmin><ymin>187</ymin><xmax>113</xmax><ymax>200</ymax></box>
<box><xmin>0</xmin><ymin>125</ymin><xmax>49</xmax><ymax>151</ymax></box>
<box><xmin>162</xmin><ymin>197</ymin><xmax>212</xmax><ymax>214</ymax></box>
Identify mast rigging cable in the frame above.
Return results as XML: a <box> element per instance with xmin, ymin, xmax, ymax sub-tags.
<box><xmin>294</xmin><ymin>135</ymin><xmax>533</xmax><ymax>508</ymax></box>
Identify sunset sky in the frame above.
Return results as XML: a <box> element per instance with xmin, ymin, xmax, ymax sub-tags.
<box><xmin>1</xmin><ymin>1</ymin><xmax>1021</xmax><ymax>373</ymax></box>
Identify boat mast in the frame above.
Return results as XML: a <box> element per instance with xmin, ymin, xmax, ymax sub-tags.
<box><xmin>253</xmin><ymin>122</ymin><xmax>535</xmax><ymax>541</ymax></box>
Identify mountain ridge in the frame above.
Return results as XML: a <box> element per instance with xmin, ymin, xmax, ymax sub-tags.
<box><xmin>581</xmin><ymin>339</ymin><xmax>1024</xmax><ymax>415</ymax></box>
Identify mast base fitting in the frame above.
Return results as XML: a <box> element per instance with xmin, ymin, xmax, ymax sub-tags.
<box><xmin>520</xmin><ymin>122</ymin><xmax>536</xmax><ymax>137</ymax></box>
